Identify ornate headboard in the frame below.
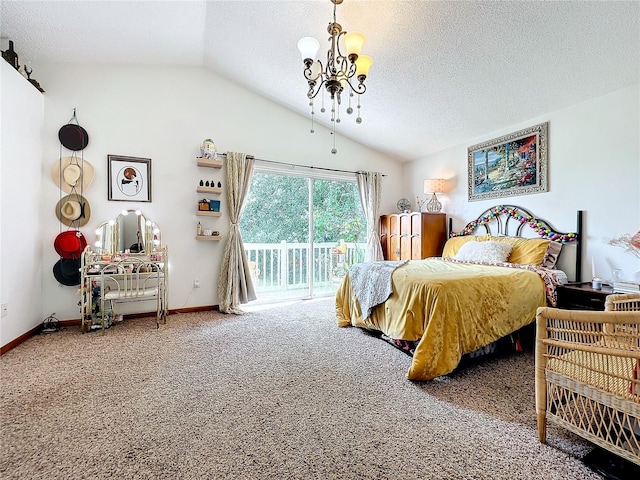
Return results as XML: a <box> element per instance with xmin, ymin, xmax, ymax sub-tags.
<box><xmin>448</xmin><ymin>205</ymin><xmax>583</xmax><ymax>281</ymax></box>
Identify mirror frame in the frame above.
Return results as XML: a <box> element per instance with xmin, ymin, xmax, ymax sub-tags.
<box><xmin>94</xmin><ymin>210</ymin><xmax>161</xmax><ymax>254</ymax></box>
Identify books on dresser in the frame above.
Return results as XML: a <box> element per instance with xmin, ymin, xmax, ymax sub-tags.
<box><xmin>612</xmin><ymin>280</ymin><xmax>640</xmax><ymax>294</ymax></box>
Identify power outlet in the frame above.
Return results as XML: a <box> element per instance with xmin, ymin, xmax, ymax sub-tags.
<box><xmin>1</xmin><ymin>303</ymin><xmax>7</xmax><ymax>317</ymax></box>
<box><xmin>193</xmin><ymin>279</ymin><xmax>200</xmax><ymax>288</ymax></box>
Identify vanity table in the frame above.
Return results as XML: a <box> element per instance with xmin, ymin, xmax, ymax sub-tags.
<box><xmin>80</xmin><ymin>210</ymin><xmax>168</xmax><ymax>333</ymax></box>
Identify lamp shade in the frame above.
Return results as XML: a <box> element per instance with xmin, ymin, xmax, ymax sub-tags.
<box><xmin>297</xmin><ymin>37</ymin><xmax>320</xmax><ymax>61</ymax></box>
<box><xmin>424</xmin><ymin>178</ymin><xmax>446</xmax><ymax>194</ymax></box>
<box><xmin>344</xmin><ymin>31</ymin><xmax>365</xmax><ymax>57</ymax></box>
<box><xmin>355</xmin><ymin>55</ymin><xmax>373</xmax><ymax>78</ymax></box>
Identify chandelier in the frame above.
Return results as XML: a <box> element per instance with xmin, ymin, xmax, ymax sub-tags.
<box><xmin>297</xmin><ymin>0</ymin><xmax>373</xmax><ymax>154</ymax></box>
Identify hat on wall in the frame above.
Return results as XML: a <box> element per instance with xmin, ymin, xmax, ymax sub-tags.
<box><xmin>52</xmin><ymin>157</ymin><xmax>95</xmax><ymax>193</ymax></box>
<box><xmin>53</xmin><ymin>258</ymin><xmax>81</xmax><ymax>286</ymax></box>
<box><xmin>54</xmin><ymin>231</ymin><xmax>87</xmax><ymax>259</ymax></box>
<box><xmin>55</xmin><ymin>194</ymin><xmax>91</xmax><ymax>227</ymax></box>
<box><xmin>58</xmin><ymin>123</ymin><xmax>89</xmax><ymax>151</ymax></box>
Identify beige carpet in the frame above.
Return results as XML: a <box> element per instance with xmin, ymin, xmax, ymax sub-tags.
<box><xmin>1</xmin><ymin>298</ymin><xmax>601</xmax><ymax>479</ymax></box>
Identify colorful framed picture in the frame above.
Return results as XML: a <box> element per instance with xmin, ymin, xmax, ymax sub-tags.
<box><xmin>107</xmin><ymin>155</ymin><xmax>152</xmax><ymax>202</ymax></box>
<box><xmin>467</xmin><ymin>122</ymin><xmax>548</xmax><ymax>202</ymax></box>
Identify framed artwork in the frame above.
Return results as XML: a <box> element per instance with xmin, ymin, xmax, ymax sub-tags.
<box><xmin>107</xmin><ymin>155</ymin><xmax>152</xmax><ymax>202</ymax></box>
<box><xmin>467</xmin><ymin>122</ymin><xmax>548</xmax><ymax>202</ymax></box>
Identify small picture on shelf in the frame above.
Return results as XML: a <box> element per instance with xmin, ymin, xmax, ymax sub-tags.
<box><xmin>199</xmin><ymin>198</ymin><xmax>221</xmax><ymax>212</ymax></box>
<box><xmin>209</xmin><ymin>200</ymin><xmax>221</xmax><ymax>212</ymax></box>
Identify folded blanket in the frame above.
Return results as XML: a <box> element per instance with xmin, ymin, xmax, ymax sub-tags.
<box><xmin>347</xmin><ymin>260</ymin><xmax>408</xmax><ymax>319</ymax></box>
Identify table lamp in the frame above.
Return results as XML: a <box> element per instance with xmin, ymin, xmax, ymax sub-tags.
<box><xmin>423</xmin><ymin>178</ymin><xmax>446</xmax><ymax>213</ymax></box>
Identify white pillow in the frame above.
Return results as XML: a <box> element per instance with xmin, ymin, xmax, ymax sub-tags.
<box><xmin>453</xmin><ymin>240</ymin><xmax>513</xmax><ymax>263</ymax></box>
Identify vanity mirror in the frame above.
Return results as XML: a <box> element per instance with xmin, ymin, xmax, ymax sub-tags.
<box><xmin>94</xmin><ymin>210</ymin><xmax>161</xmax><ymax>254</ymax></box>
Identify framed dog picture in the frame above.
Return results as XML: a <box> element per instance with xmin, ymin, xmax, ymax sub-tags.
<box><xmin>107</xmin><ymin>155</ymin><xmax>152</xmax><ymax>202</ymax></box>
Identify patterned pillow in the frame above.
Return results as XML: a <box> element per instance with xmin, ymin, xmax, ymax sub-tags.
<box><xmin>541</xmin><ymin>241</ymin><xmax>563</xmax><ymax>269</ymax></box>
<box><xmin>453</xmin><ymin>240</ymin><xmax>513</xmax><ymax>263</ymax></box>
<box><xmin>442</xmin><ymin>235</ymin><xmax>492</xmax><ymax>258</ymax></box>
<box><xmin>489</xmin><ymin>236</ymin><xmax>563</xmax><ymax>267</ymax></box>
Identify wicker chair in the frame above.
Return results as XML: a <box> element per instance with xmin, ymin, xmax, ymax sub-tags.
<box><xmin>535</xmin><ymin>293</ymin><xmax>640</xmax><ymax>466</ymax></box>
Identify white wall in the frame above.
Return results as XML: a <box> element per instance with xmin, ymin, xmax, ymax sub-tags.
<box><xmin>403</xmin><ymin>84</ymin><xmax>640</xmax><ymax>283</ymax></box>
<box><xmin>0</xmin><ymin>61</ymin><xmax>45</xmax><ymax>347</ymax></box>
<box><xmin>35</xmin><ymin>64</ymin><xmax>404</xmax><ymax>322</ymax></box>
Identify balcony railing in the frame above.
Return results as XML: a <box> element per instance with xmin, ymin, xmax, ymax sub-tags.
<box><xmin>244</xmin><ymin>241</ymin><xmax>365</xmax><ymax>296</ymax></box>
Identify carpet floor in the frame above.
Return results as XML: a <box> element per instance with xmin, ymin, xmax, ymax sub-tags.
<box><xmin>1</xmin><ymin>297</ymin><xmax>604</xmax><ymax>479</ymax></box>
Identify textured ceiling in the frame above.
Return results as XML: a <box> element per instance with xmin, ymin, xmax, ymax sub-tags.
<box><xmin>2</xmin><ymin>0</ymin><xmax>639</xmax><ymax>162</ymax></box>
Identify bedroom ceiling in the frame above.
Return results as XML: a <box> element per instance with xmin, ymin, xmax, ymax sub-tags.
<box><xmin>1</xmin><ymin>0</ymin><xmax>639</xmax><ymax>162</ymax></box>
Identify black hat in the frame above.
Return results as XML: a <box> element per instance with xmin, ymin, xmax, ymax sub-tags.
<box><xmin>58</xmin><ymin>123</ymin><xmax>89</xmax><ymax>151</ymax></box>
<box><xmin>53</xmin><ymin>258</ymin><xmax>81</xmax><ymax>286</ymax></box>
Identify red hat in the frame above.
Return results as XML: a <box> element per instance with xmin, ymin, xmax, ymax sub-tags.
<box><xmin>54</xmin><ymin>231</ymin><xmax>87</xmax><ymax>259</ymax></box>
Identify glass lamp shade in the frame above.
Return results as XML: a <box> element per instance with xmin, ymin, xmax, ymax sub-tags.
<box><xmin>344</xmin><ymin>31</ymin><xmax>365</xmax><ymax>57</ymax></box>
<box><xmin>355</xmin><ymin>55</ymin><xmax>373</xmax><ymax>78</ymax></box>
<box><xmin>297</xmin><ymin>37</ymin><xmax>320</xmax><ymax>61</ymax></box>
<box><xmin>423</xmin><ymin>178</ymin><xmax>446</xmax><ymax>194</ymax></box>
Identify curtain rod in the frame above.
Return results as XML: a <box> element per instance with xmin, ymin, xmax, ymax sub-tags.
<box><xmin>214</xmin><ymin>152</ymin><xmax>386</xmax><ymax>177</ymax></box>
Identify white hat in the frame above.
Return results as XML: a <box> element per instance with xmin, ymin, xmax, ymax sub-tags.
<box><xmin>52</xmin><ymin>156</ymin><xmax>95</xmax><ymax>193</ymax></box>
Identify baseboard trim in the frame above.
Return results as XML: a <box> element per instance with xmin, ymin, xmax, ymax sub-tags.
<box><xmin>169</xmin><ymin>305</ymin><xmax>219</xmax><ymax>315</ymax></box>
<box><xmin>0</xmin><ymin>305</ymin><xmax>219</xmax><ymax>355</ymax></box>
<box><xmin>1</xmin><ymin>324</ymin><xmax>43</xmax><ymax>355</ymax></box>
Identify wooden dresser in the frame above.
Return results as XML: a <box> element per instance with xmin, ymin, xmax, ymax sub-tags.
<box><xmin>380</xmin><ymin>212</ymin><xmax>447</xmax><ymax>260</ymax></box>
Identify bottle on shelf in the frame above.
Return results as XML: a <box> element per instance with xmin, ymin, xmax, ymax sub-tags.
<box><xmin>197</xmin><ymin>222</ymin><xmax>203</xmax><ymax>236</ymax></box>
<box><xmin>2</xmin><ymin>40</ymin><xmax>19</xmax><ymax>70</ymax></box>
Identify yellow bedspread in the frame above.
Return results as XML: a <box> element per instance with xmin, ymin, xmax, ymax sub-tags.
<box><xmin>335</xmin><ymin>258</ymin><xmax>546</xmax><ymax>380</ymax></box>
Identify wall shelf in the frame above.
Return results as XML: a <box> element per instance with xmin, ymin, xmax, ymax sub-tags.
<box><xmin>196</xmin><ymin>153</ymin><xmax>222</xmax><ymax>241</ymax></box>
<box><xmin>196</xmin><ymin>211</ymin><xmax>222</xmax><ymax>217</ymax></box>
<box><xmin>196</xmin><ymin>235</ymin><xmax>222</xmax><ymax>241</ymax></box>
<box><xmin>197</xmin><ymin>186</ymin><xmax>222</xmax><ymax>194</ymax></box>
<box><xmin>197</xmin><ymin>157</ymin><xmax>223</xmax><ymax>168</ymax></box>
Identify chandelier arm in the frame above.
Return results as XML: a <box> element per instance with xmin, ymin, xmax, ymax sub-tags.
<box><xmin>342</xmin><ymin>78</ymin><xmax>366</xmax><ymax>95</ymax></box>
<box><xmin>326</xmin><ymin>38</ymin><xmax>337</xmax><ymax>77</ymax></box>
<box><xmin>306</xmin><ymin>78</ymin><xmax>327</xmax><ymax>100</ymax></box>
<box><xmin>338</xmin><ymin>62</ymin><xmax>357</xmax><ymax>80</ymax></box>
<box><xmin>303</xmin><ymin>60</ymin><xmax>324</xmax><ymax>83</ymax></box>
<box><xmin>334</xmin><ymin>31</ymin><xmax>350</xmax><ymax>74</ymax></box>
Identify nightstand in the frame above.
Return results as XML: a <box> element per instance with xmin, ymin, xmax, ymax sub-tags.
<box><xmin>556</xmin><ymin>282</ymin><xmax>613</xmax><ymax>311</ymax></box>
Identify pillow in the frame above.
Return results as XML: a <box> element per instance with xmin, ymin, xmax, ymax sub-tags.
<box><xmin>442</xmin><ymin>234</ymin><xmax>492</xmax><ymax>258</ymax></box>
<box><xmin>541</xmin><ymin>241</ymin><xmax>563</xmax><ymax>269</ymax></box>
<box><xmin>489</xmin><ymin>237</ymin><xmax>551</xmax><ymax>265</ymax></box>
<box><xmin>453</xmin><ymin>240</ymin><xmax>513</xmax><ymax>263</ymax></box>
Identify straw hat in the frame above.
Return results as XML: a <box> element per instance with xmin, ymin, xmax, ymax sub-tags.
<box><xmin>55</xmin><ymin>194</ymin><xmax>91</xmax><ymax>227</ymax></box>
<box><xmin>52</xmin><ymin>156</ymin><xmax>95</xmax><ymax>193</ymax></box>
<box><xmin>54</xmin><ymin>230</ymin><xmax>87</xmax><ymax>259</ymax></box>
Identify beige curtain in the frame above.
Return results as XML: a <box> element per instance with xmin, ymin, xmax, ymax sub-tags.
<box><xmin>218</xmin><ymin>152</ymin><xmax>256</xmax><ymax>313</ymax></box>
<box><xmin>356</xmin><ymin>171</ymin><xmax>384</xmax><ymax>262</ymax></box>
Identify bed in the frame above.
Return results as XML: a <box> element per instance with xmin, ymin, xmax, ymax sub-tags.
<box><xmin>336</xmin><ymin>205</ymin><xmax>582</xmax><ymax>381</ymax></box>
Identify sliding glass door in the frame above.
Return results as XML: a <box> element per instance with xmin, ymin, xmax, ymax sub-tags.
<box><xmin>240</xmin><ymin>170</ymin><xmax>365</xmax><ymax>303</ymax></box>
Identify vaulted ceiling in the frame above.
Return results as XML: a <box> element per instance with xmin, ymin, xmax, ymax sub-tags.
<box><xmin>2</xmin><ymin>0</ymin><xmax>639</xmax><ymax>162</ymax></box>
